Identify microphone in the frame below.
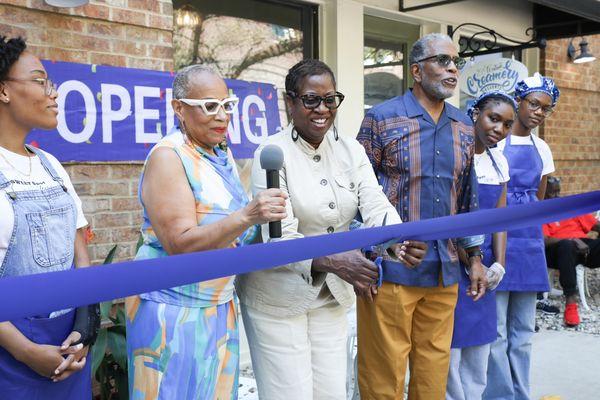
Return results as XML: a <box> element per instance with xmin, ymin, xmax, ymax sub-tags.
<box><xmin>259</xmin><ymin>144</ymin><xmax>284</xmax><ymax>239</ymax></box>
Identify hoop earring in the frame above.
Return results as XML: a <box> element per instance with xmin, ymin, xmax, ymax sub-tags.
<box><xmin>291</xmin><ymin>126</ymin><xmax>299</xmax><ymax>142</ymax></box>
<box><xmin>333</xmin><ymin>124</ymin><xmax>339</xmax><ymax>141</ymax></box>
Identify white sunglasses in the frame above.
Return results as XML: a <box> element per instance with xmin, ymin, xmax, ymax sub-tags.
<box><xmin>179</xmin><ymin>96</ymin><xmax>239</xmax><ymax>116</ymax></box>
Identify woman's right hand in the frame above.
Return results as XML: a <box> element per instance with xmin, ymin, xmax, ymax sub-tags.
<box><xmin>313</xmin><ymin>250</ymin><xmax>379</xmax><ymax>301</ymax></box>
<box><xmin>19</xmin><ymin>343</ymin><xmax>66</xmax><ymax>378</ymax></box>
<box><xmin>242</xmin><ymin>188</ymin><xmax>288</xmax><ymax>225</ymax></box>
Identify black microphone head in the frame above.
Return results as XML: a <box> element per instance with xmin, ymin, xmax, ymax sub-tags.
<box><xmin>260</xmin><ymin>144</ymin><xmax>284</xmax><ymax>170</ymax></box>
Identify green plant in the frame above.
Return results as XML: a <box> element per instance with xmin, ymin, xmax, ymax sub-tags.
<box><xmin>91</xmin><ymin>245</ymin><xmax>128</xmax><ymax>400</ymax></box>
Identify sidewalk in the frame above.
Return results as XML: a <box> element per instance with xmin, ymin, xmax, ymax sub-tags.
<box><xmin>531</xmin><ymin>329</ymin><xmax>600</xmax><ymax>400</ymax></box>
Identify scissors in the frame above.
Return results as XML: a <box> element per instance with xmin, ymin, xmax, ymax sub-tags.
<box><xmin>362</xmin><ymin>213</ymin><xmax>402</xmax><ymax>288</ymax></box>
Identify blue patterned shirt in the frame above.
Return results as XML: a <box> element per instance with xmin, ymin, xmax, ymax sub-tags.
<box><xmin>357</xmin><ymin>90</ymin><xmax>480</xmax><ymax>287</ymax></box>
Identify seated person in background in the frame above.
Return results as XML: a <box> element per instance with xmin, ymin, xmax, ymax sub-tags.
<box><xmin>543</xmin><ymin>176</ymin><xmax>600</xmax><ymax>326</ymax></box>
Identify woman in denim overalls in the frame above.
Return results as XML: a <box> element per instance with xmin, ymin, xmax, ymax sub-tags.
<box><xmin>0</xmin><ymin>37</ymin><xmax>94</xmax><ymax>399</ymax></box>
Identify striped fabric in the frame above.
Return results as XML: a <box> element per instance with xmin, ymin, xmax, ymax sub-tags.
<box><xmin>357</xmin><ymin>90</ymin><xmax>479</xmax><ymax>287</ymax></box>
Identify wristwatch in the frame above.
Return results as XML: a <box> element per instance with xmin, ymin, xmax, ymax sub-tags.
<box><xmin>466</xmin><ymin>248</ymin><xmax>483</xmax><ymax>259</ymax></box>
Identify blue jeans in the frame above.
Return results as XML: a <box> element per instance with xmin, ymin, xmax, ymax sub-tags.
<box><xmin>447</xmin><ymin>345</ymin><xmax>490</xmax><ymax>400</ymax></box>
<box><xmin>484</xmin><ymin>291</ymin><xmax>536</xmax><ymax>400</ymax></box>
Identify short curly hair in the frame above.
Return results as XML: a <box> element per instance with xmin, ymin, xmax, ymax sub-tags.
<box><xmin>0</xmin><ymin>36</ymin><xmax>27</xmax><ymax>82</ymax></box>
<box><xmin>285</xmin><ymin>59</ymin><xmax>336</xmax><ymax>96</ymax></box>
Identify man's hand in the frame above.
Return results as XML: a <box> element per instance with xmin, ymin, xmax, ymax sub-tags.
<box><xmin>587</xmin><ymin>231</ymin><xmax>599</xmax><ymax>240</ymax></box>
<box><xmin>388</xmin><ymin>241</ymin><xmax>428</xmax><ymax>268</ymax></box>
<box><xmin>313</xmin><ymin>250</ymin><xmax>379</xmax><ymax>301</ymax></box>
<box><xmin>467</xmin><ymin>258</ymin><xmax>487</xmax><ymax>301</ymax></box>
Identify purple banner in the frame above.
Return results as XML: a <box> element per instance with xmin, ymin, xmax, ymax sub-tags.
<box><xmin>27</xmin><ymin>61</ymin><xmax>281</xmax><ymax>161</ymax></box>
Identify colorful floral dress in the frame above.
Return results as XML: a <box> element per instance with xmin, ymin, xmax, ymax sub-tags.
<box><xmin>126</xmin><ymin>130</ymin><xmax>259</xmax><ymax>400</ymax></box>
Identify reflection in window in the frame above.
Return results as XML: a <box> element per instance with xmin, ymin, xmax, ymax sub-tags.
<box><xmin>364</xmin><ymin>39</ymin><xmax>405</xmax><ymax>111</ymax></box>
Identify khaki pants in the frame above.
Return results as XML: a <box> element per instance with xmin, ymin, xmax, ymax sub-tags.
<box><xmin>357</xmin><ymin>280</ymin><xmax>458</xmax><ymax>400</ymax></box>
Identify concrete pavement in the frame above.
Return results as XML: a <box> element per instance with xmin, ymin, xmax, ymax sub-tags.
<box><xmin>531</xmin><ymin>329</ymin><xmax>600</xmax><ymax>400</ymax></box>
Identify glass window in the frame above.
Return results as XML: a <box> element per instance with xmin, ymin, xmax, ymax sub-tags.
<box><xmin>173</xmin><ymin>0</ymin><xmax>317</xmax><ymax>188</ymax></box>
<box><xmin>363</xmin><ymin>15</ymin><xmax>420</xmax><ymax>112</ymax></box>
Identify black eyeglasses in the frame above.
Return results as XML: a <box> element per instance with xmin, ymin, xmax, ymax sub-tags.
<box><xmin>288</xmin><ymin>91</ymin><xmax>345</xmax><ymax>110</ymax></box>
<box><xmin>4</xmin><ymin>77</ymin><xmax>57</xmax><ymax>96</ymax></box>
<box><xmin>521</xmin><ymin>98</ymin><xmax>554</xmax><ymax>117</ymax></box>
<box><xmin>416</xmin><ymin>54</ymin><xmax>466</xmax><ymax>69</ymax></box>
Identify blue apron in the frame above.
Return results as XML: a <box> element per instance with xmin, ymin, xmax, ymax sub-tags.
<box><xmin>0</xmin><ymin>146</ymin><xmax>91</xmax><ymax>399</ymax></box>
<box><xmin>452</xmin><ymin>150</ymin><xmax>504</xmax><ymax>348</ymax></box>
<box><xmin>496</xmin><ymin>135</ymin><xmax>550</xmax><ymax>292</ymax></box>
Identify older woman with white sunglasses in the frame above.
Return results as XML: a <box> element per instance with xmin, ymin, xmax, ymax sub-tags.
<box><xmin>125</xmin><ymin>65</ymin><xmax>287</xmax><ymax>400</ymax></box>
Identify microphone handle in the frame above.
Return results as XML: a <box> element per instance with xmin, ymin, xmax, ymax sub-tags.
<box><xmin>266</xmin><ymin>169</ymin><xmax>282</xmax><ymax>238</ymax></box>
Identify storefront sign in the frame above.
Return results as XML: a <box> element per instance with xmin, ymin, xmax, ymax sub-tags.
<box><xmin>460</xmin><ymin>58</ymin><xmax>528</xmax><ymax>97</ymax></box>
<box><xmin>28</xmin><ymin>61</ymin><xmax>281</xmax><ymax>161</ymax></box>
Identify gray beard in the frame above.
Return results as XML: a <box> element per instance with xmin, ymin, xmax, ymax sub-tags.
<box><xmin>421</xmin><ymin>79</ymin><xmax>454</xmax><ymax>100</ymax></box>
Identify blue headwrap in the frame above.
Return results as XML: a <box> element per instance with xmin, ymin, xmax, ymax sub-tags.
<box><xmin>467</xmin><ymin>90</ymin><xmax>518</xmax><ymax>122</ymax></box>
<box><xmin>514</xmin><ymin>72</ymin><xmax>560</xmax><ymax>106</ymax></box>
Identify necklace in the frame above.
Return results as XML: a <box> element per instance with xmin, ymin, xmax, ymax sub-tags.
<box><xmin>0</xmin><ymin>146</ymin><xmax>33</xmax><ymax>177</ymax></box>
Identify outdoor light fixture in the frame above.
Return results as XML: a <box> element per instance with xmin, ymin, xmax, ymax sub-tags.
<box><xmin>176</xmin><ymin>4</ymin><xmax>201</xmax><ymax>28</ymax></box>
<box><xmin>567</xmin><ymin>37</ymin><xmax>596</xmax><ymax>64</ymax></box>
<box><xmin>44</xmin><ymin>0</ymin><xmax>89</xmax><ymax>6</ymax></box>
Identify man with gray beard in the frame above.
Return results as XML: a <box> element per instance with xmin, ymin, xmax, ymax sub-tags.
<box><xmin>356</xmin><ymin>33</ymin><xmax>487</xmax><ymax>399</ymax></box>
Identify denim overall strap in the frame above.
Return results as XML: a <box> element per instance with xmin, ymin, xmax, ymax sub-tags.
<box><xmin>26</xmin><ymin>145</ymin><xmax>67</xmax><ymax>189</ymax></box>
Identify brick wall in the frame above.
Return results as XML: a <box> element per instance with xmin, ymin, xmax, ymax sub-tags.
<box><xmin>0</xmin><ymin>0</ymin><xmax>174</xmax><ymax>263</ymax></box>
<box><xmin>540</xmin><ymin>35</ymin><xmax>600</xmax><ymax>196</ymax></box>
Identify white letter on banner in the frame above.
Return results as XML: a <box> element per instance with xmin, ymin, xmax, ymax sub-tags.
<box><xmin>134</xmin><ymin>86</ymin><xmax>162</xmax><ymax>143</ymax></box>
<box><xmin>101</xmin><ymin>84</ymin><xmax>131</xmax><ymax>143</ymax></box>
<box><xmin>165</xmin><ymin>88</ymin><xmax>175</xmax><ymax>135</ymax></box>
<box><xmin>228</xmin><ymin>102</ymin><xmax>241</xmax><ymax>145</ymax></box>
<box><xmin>57</xmin><ymin>80</ymin><xmax>96</xmax><ymax>144</ymax></box>
<box><xmin>242</xmin><ymin>95</ymin><xmax>268</xmax><ymax>144</ymax></box>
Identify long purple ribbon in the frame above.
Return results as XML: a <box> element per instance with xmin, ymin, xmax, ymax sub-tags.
<box><xmin>1</xmin><ymin>191</ymin><xmax>599</xmax><ymax>322</ymax></box>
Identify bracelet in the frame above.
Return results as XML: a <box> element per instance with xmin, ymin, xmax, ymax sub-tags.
<box><xmin>467</xmin><ymin>249</ymin><xmax>483</xmax><ymax>259</ymax></box>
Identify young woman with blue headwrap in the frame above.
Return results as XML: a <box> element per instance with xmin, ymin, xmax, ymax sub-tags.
<box><xmin>484</xmin><ymin>73</ymin><xmax>560</xmax><ymax>400</ymax></box>
<box><xmin>446</xmin><ymin>91</ymin><xmax>515</xmax><ymax>400</ymax></box>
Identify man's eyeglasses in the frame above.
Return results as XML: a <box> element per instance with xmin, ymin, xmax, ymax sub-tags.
<box><xmin>4</xmin><ymin>77</ymin><xmax>57</xmax><ymax>96</ymax></box>
<box><xmin>416</xmin><ymin>54</ymin><xmax>466</xmax><ymax>69</ymax></box>
<box><xmin>288</xmin><ymin>91</ymin><xmax>345</xmax><ymax>110</ymax></box>
<box><xmin>521</xmin><ymin>98</ymin><xmax>554</xmax><ymax>117</ymax></box>
<box><xmin>179</xmin><ymin>97</ymin><xmax>239</xmax><ymax>116</ymax></box>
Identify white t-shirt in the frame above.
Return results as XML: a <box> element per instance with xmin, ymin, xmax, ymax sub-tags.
<box><xmin>474</xmin><ymin>147</ymin><xmax>510</xmax><ymax>185</ymax></box>
<box><xmin>497</xmin><ymin>134</ymin><xmax>555</xmax><ymax>176</ymax></box>
<box><xmin>0</xmin><ymin>146</ymin><xmax>87</xmax><ymax>266</ymax></box>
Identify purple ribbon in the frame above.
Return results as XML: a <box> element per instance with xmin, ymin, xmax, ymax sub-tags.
<box><xmin>1</xmin><ymin>191</ymin><xmax>599</xmax><ymax>321</ymax></box>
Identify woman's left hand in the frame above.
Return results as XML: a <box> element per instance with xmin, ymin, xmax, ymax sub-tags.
<box><xmin>52</xmin><ymin>331</ymin><xmax>88</xmax><ymax>381</ymax></box>
<box><xmin>389</xmin><ymin>241</ymin><xmax>428</xmax><ymax>268</ymax></box>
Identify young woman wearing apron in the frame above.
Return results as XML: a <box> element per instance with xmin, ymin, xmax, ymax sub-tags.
<box><xmin>485</xmin><ymin>74</ymin><xmax>559</xmax><ymax>400</ymax></box>
<box><xmin>446</xmin><ymin>92</ymin><xmax>515</xmax><ymax>400</ymax></box>
<box><xmin>0</xmin><ymin>37</ymin><xmax>96</xmax><ymax>399</ymax></box>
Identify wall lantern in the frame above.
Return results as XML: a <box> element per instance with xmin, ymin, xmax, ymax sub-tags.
<box><xmin>567</xmin><ymin>37</ymin><xmax>596</xmax><ymax>64</ymax></box>
<box><xmin>175</xmin><ymin>4</ymin><xmax>201</xmax><ymax>28</ymax></box>
<box><xmin>44</xmin><ymin>0</ymin><xmax>89</xmax><ymax>6</ymax></box>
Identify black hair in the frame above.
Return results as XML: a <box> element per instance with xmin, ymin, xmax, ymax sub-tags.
<box><xmin>0</xmin><ymin>36</ymin><xmax>27</xmax><ymax>82</ymax></box>
<box><xmin>285</xmin><ymin>59</ymin><xmax>336</xmax><ymax>96</ymax></box>
<box><xmin>476</xmin><ymin>93</ymin><xmax>517</xmax><ymax>116</ymax></box>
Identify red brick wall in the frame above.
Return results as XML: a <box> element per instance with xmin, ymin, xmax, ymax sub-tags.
<box><xmin>540</xmin><ymin>35</ymin><xmax>600</xmax><ymax>196</ymax></box>
<box><xmin>0</xmin><ymin>0</ymin><xmax>173</xmax><ymax>263</ymax></box>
